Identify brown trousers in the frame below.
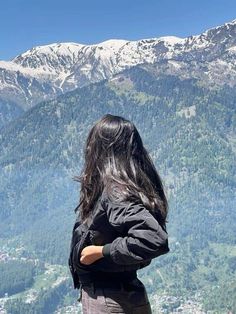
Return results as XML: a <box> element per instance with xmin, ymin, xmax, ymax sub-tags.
<box><xmin>80</xmin><ymin>278</ymin><xmax>152</xmax><ymax>314</ymax></box>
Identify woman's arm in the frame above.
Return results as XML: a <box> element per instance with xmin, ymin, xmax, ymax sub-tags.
<box><xmin>101</xmin><ymin>198</ymin><xmax>169</xmax><ymax>265</ymax></box>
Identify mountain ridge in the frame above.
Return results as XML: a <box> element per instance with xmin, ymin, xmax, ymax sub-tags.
<box><xmin>1</xmin><ymin>18</ymin><xmax>236</xmax><ymax>112</ymax></box>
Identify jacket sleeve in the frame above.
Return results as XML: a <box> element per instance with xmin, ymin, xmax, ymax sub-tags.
<box><xmin>101</xmin><ymin>197</ymin><xmax>169</xmax><ymax>265</ymax></box>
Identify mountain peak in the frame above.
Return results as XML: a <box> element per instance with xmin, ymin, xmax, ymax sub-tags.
<box><xmin>1</xmin><ymin>18</ymin><xmax>236</xmax><ymax>110</ymax></box>
<box><xmin>157</xmin><ymin>36</ymin><xmax>185</xmax><ymax>44</ymax></box>
<box><xmin>199</xmin><ymin>18</ymin><xmax>236</xmax><ymax>37</ymax></box>
<box><xmin>12</xmin><ymin>42</ymin><xmax>85</xmax><ymax>60</ymax></box>
<box><xmin>94</xmin><ymin>39</ymin><xmax>129</xmax><ymax>48</ymax></box>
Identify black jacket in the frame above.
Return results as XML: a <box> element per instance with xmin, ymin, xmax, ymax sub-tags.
<box><xmin>68</xmin><ymin>190</ymin><xmax>169</xmax><ymax>289</ymax></box>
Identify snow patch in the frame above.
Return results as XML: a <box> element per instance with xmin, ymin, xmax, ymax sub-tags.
<box><xmin>227</xmin><ymin>46</ymin><xmax>236</xmax><ymax>53</ymax></box>
<box><xmin>0</xmin><ymin>60</ymin><xmax>56</xmax><ymax>78</ymax></box>
<box><xmin>168</xmin><ymin>60</ymin><xmax>182</xmax><ymax>69</ymax></box>
<box><xmin>96</xmin><ymin>39</ymin><xmax>129</xmax><ymax>49</ymax></box>
<box><xmin>157</xmin><ymin>36</ymin><xmax>185</xmax><ymax>45</ymax></box>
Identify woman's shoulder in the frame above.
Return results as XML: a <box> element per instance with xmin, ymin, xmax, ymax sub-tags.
<box><xmin>100</xmin><ymin>184</ymin><xmax>135</xmax><ymax>207</ymax></box>
<box><xmin>101</xmin><ymin>186</ymin><xmax>166</xmax><ymax>227</ymax></box>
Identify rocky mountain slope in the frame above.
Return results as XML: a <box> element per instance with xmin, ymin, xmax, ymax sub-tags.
<box><xmin>0</xmin><ymin>19</ymin><xmax>236</xmax><ymax>112</ymax></box>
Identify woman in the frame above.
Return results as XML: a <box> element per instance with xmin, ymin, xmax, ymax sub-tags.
<box><xmin>70</xmin><ymin>113</ymin><xmax>169</xmax><ymax>314</ymax></box>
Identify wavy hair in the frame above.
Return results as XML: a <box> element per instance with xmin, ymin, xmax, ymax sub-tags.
<box><xmin>73</xmin><ymin>114</ymin><xmax>169</xmax><ymax>226</ymax></box>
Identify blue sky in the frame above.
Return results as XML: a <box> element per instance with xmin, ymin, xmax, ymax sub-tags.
<box><xmin>1</xmin><ymin>0</ymin><xmax>236</xmax><ymax>60</ymax></box>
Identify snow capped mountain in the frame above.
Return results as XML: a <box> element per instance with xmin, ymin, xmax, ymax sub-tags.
<box><xmin>1</xmin><ymin>19</ymin><xmax>236</xmax><ymax>110</ymax></box>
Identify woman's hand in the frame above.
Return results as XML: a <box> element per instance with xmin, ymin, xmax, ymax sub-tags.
<box><xmin>80</xmin><ymin>245</ymin><xmax>104</xmax><ymax>265</ymax></box>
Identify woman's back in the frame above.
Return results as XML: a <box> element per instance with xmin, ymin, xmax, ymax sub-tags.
<box><xmin>68</xmin><ymin>114</ymin><xmax>170</xmax><ymax>313</ymax></box>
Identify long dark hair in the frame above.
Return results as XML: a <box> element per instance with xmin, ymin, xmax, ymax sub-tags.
<box><xmin>73</xmin><ymin>114</ymin><xmax>169</xmax><ymax>226</ymax></box>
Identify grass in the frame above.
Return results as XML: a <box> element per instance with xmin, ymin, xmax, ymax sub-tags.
<box><xmin>209</xmin><ymin>242</ymin><xmax>236</xmax><ymax>256</ymax></box>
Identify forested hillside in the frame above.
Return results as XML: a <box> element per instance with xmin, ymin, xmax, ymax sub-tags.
<box><xmin>0</xmin><ymin>64</ymin><xmax>235</xmax><ymax>313</ymax></box>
